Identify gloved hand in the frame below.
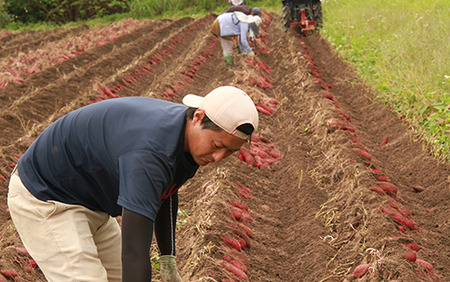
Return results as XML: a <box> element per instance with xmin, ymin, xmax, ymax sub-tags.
<box><xmin>159</xmin><ymin>255</ymin><xmax>182</xmax><ymax>282</ymax></box>
<box><xmin>248</xmin><ymin>51</ymin><xmax>255</xmax><ymax>56</ymax></box>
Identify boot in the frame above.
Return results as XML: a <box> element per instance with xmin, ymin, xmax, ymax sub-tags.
<box><xmin>224</xmin><ymin>55</ymin><xmax>234</xmax><ymax>68</ymax></box>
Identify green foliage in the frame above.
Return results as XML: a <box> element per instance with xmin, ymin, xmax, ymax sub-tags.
<box><xmin>0</xmin><ymin>0</ymin><xmax>12</xmax><ymax>28</ymax></box>
<box><xmin>127</xmin><ymin>0</ymin><xmax>279</xmax><ymax>21</ymax></box>
<box><xmin>5</xmin><ymin>0</ymin><xmax>129</xmax><ymax>24</ymax></box>
<box><xmin>129</xmin><ymin>0</ymin><xmax>228</xmax><ymax>19</ymax></box>
<box><xmin>322</xmin><ymin>0</ymin><xmax>450</xmax><ymax>160</ymax></box>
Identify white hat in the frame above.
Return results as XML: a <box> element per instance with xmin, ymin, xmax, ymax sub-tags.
<box><xmin>182</xmin><ymin>86</ymin><xmax>259</xmax><ymax>140</ymax></box>
<box><xmin>231</xmin><ymin>0</ymin><xmax>243</xmax><ymax>6</ymax></box>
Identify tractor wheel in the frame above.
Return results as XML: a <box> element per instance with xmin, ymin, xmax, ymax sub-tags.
<box><xmin>281</xmin><ymin>5</ymin><xmax>291</xmax><ymax>32</ymax></box>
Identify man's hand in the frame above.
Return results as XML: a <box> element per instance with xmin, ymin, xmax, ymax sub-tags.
<box><xmin>160</xmin><ymin>255</ymin><xmax>182</xmax><ymax>282</ymax></box>
<box><xmin>247</xmin><ymin>51</ymin><xmax>255</xmax><ymax>56</ymax></box>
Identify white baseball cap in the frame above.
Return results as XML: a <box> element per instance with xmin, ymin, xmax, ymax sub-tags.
<box><xmin>182</xmin><ymin>86</ymin><xmax>259</xmax><ymax>140</ymax></box>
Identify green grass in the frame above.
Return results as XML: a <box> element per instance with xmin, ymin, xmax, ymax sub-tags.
<box><xmin>321</xmin><ymin>0</ymin><xmax>449</xmax><ymax>161</ymax></box>
<box><xmin>2</xmin><ymin>0</ymin><xmax>280</xmax><ymax>29</ymax></box>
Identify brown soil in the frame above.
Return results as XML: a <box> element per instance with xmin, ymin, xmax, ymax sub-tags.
<box><xmin>0</xmin><ymin>12</ymin><xmax>448</xmax><ymax>282</ymax></box>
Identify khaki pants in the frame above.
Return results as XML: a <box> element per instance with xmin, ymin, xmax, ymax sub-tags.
<box><xmin>7</xmin><ymin>172</ymin><xmax>122</xmax><ymax>282</ymax></box>
<box><xmin>219</xmin><ymin>37</ymin><xmax>234</xmax><ymax>56</ymax></box>
<box><xmin>211</xmin><ymin>18</ymin><xmax>235</xmax><ymax>56</ymax></box>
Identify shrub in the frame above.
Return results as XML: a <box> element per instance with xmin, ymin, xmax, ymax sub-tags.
<box><xmin>0</xmin><ymin>0</ymin><xmax>12</xmax><ymax>28</ymax></box>
<box><xmin>5</xmin><ymin>0</ymin><xmax>130</xmax><ymax>24</ymax></box>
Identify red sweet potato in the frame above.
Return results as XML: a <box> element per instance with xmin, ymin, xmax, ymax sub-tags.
<box><xmin>376</xmin><ymin>175</ymin><xmax>388</xmax><ymax>182</ymax></box>
<box><xmin>339</xmin><ymin>125</ymin><xmax>355</xmax><ymax>132</ymax></box>
<box><xmin>256</xmin><ymin>135</ymin><xmax>270</xmax><ymax>143</ymax></box>
<box><xmin>237</xmin><ymin>191</ymin><xmax>250</xmax><ymax>200</ymax></box>
<box><xmin>232</xmin><ymin>228</ymin><xmax>251</xmax><ymax>249</ymax></box>
<box><xmin>391</xmin><ymin>215</ymin><xmax>418</xmax><ymax>230</ymax></box>
<box><xmin>263</xmin><ymin>97</ymin><xmax>278</xmax><ymax>105</ymax></box>
<box><xmin>379</xmin><ymin>183</ymin><xmax>398</xmax><ymax>195</ymax></box>
<box><xmin>254</xmin><ymin>155</ymin><xmax>264</xmax><ymax>168</ymax></box>
<box><xmin>222</xmin><ymin>236</ymin><xmax>242</xmax><ymax>251</ymax></box>
<box><xmin>220</xmin><ymin>260</ymin><xmax>248</xmax><ymax>280</ymax></box>
<box><xmin>224</xmin><ymin>253</ymin><xmax>248</xmax><ymax>272</ymax></box>
<box><xmin>228</xmin><ymin>249</ymin><xmax>249</xmax><ymax>266</ymax></box>
<box><xmin>380</xmin><ymin>136</ymin><xmax>389</xmax><ymax>146</ymax></box>
<box><xmin>357</xmin><ymin>149</ymin><xmax>371</xmax><ymax>161</ymax></box>
<box><xmin>230</xmin><ymin>210</ymin><xmax>242</xmax><ymax>221</ymax></box>
<box><xmin>346</xmin><ymin>263</ymin><xmax>371</xmax><ymax>278</ymax></box>
<box><xmin>257</xmin><ymin>150</ymin><xmax>268</xmax><ymax>158</ymax></box>
<box><xmin>269</xmin><ymin>151</ymin><xmax>281</xmax><ymax>159</ymax></box>
<box><xmin>223</xmin><ymin>254</ymin><xmax>232</xmax><ymax>262</ymax></box>
<box><xmin>351</xmin><ymin>137</ymin><xmax>362</xmax><ymax>145</ymax></box>
<box><xmin>239</xmin><ymin>148</ymin><xmax>255</xmax><ymax>166</ymax></box>
<box><xmin>411</xmin><ymin>185</ymin><xmax>425</xmax><ymax>192</ymax></box>
<box><xmin>0</xmin><ymin>270</ymin><xmax>18</xmax><ymax>278</ymax></box>
<box><xmin>405</xmin><ymin>252</ymin><xmax>417</xmax><ymax>262</ymax></box>
<box><xmin>369</xmin><ymin>168</ymin><xmax>381</xmax><ymax>174</ymax></box>
<box><xmin>387</xmin><ymin>203</ymin><xmax>412</xmax><ymax>218</ymax></box>
<box><xmin>235</xmin><ymin>238</ymin><xmax>247</xmax><ymax>249</ymax></box>
<box><xmin>328</xmin><ymin>120</ymin><xmax>340</xmax><ymax>126</ymax></box>
<box><xmin>405</xmin><ymin>243</ymin><xmax>422</xmax><ymax>252</ymax></box>
<box><xmin>255</xmin><ymin>105</ymin><xmax>273</xmax><ymax>116</ymax></box>
<box><xmin>240</xmin><ymin>210</ymin><xmax>253</xmax><ymax>223</ymax></box>
<box><xmin>416</xmin><ymin>259</ymin><xmax>434</xmax><ymax>274</ymax></box>
<box><xmin>229</xmin><ymin>259</ymin><xmax>248</xmax><ymax>273</ymax></box>
<box><xmin>258</xmin><ymin>103</ymin><xmax>275</xmax><ymax>114</ymax></box>
<box><xmin>369</xmin><ymin>187</ymin><xmax>386</xmax><ymax>195</ymax></box>
<box><xmin>380</xmin><ymin>207</ymin><xmax>400</xmax><ymax>216</ymax></box>
<box><xmin>26</xmin><ymin>259</ymin><xmax>38</xmax><ymax>268</ymax></box>
<box><xmin>235</xmin><ymin>184</ymin><xmax>251</xmax><ymax>194</ymax></box>
<box><xmin>397</xmin><ymin>207</ymin><xmax>412</xmax><ymax>219</ymax></box>
<box><xmin>15</xmin><ymin>247</ymin><xmax>29</xmax><ymax>255</ymax></box>
<box><xmin>233</xmin><ymin>223</ymin><xmax>253</xmax><ymax>239</ymax></box>
<box><xmin>229</xmin><ymin>201</ymin><xmax>248</xmax><ymax>211</ymax></box>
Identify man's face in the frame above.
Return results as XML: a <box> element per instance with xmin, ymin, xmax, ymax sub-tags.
<box><xmin>186</xmin><ymin>109</ymin><xmax>246</xmax><ymax>166</ymax></box>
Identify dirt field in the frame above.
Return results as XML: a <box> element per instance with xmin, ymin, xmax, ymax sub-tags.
<box><xmin>0</xmin><ymin>12</ymin><xmax>449</xmax><ymax>282</ymax></box>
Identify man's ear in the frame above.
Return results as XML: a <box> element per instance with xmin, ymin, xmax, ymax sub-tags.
<box><xmin>192</xmin><ymin>108</ymin><xmax>206</xmax><ymax>125</ymax></box>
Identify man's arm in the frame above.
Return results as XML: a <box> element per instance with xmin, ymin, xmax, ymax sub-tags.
<box><xmin>154</xmin><ymin>193</ymin><xmax>183</xmax><ymax>282</ymax></box>
<box><xmin>238</xmin><ymin>23</ymin><xmax>253</xmax><ymax>53</ymax></box>
<box><xmin>155</xmin><ymin>193</ymin><xmax>178</xmax><ymax>255</ymax></box>
<box><xmin>121</xmin><ymin>208</ymin><xmax>154</xmax><ymax>282</ymax></box>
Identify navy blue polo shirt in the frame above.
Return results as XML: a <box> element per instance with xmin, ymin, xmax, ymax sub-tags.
<box><xmin>17</xmin><ymin>97</ymin><xmax>199</xmax><ymax>221</ymax></box>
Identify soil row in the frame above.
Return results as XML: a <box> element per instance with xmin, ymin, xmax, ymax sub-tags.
<box><xmin>0</xmin><ymin>11</ymin><xmax>448</xmax><ymax>282</ymax></box>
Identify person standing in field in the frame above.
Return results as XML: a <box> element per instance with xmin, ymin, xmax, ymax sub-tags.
<box><xmin>210</xmin><ymin>9</ymin><xmax>262</xmax><ymax>68</ymax></box>
<box><xmin>7</xmin><ymin>86</ymin><xmax>259</xmax><ymax>282</ymax></box>
<box><xmin>228</xmin><ymin>0</ymin><xmax>247</xmax><ymax>6</ymax></box>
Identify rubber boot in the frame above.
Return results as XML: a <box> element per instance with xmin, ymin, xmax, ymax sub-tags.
<box><xmin>224</xmin><ymin>55</ymin><xmax>234</xmax><ymax>68</ymax></box>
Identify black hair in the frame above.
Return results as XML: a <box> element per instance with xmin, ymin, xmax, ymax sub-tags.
<box><xmin>186</xmin><ymin>107</ymin><xmax>254</xmax><ymax>136</ymax></box>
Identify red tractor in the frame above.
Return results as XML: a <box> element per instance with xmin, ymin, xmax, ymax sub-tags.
<box><xmin>281</xmin><ymin>0</ymin><xmax>322</xmax><ymax>35</ymax></box>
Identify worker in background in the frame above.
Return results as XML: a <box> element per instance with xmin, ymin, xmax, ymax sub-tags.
<box><xmin>225</xmin><ymin>6</ymin><xmax>261</xmax><ymax>52</ymax></box>
<box><xmin>228</xmin><ymin>0</ymin><xmax>247</xmax><ymax>6</ymax></box>
<box><xmin>7</xmin><ymin>86</ymin><xmax>259</xmax><ymax>282</ymax></box>
<box><xmin>210</xmin><ymin>9</ymin><xmax>262</xmax><ymax>68</ymax></box>
<box><xmin>226</xmin><ymin>5</ymin><xmax>259</xmax><ymax>15</ymax></box>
